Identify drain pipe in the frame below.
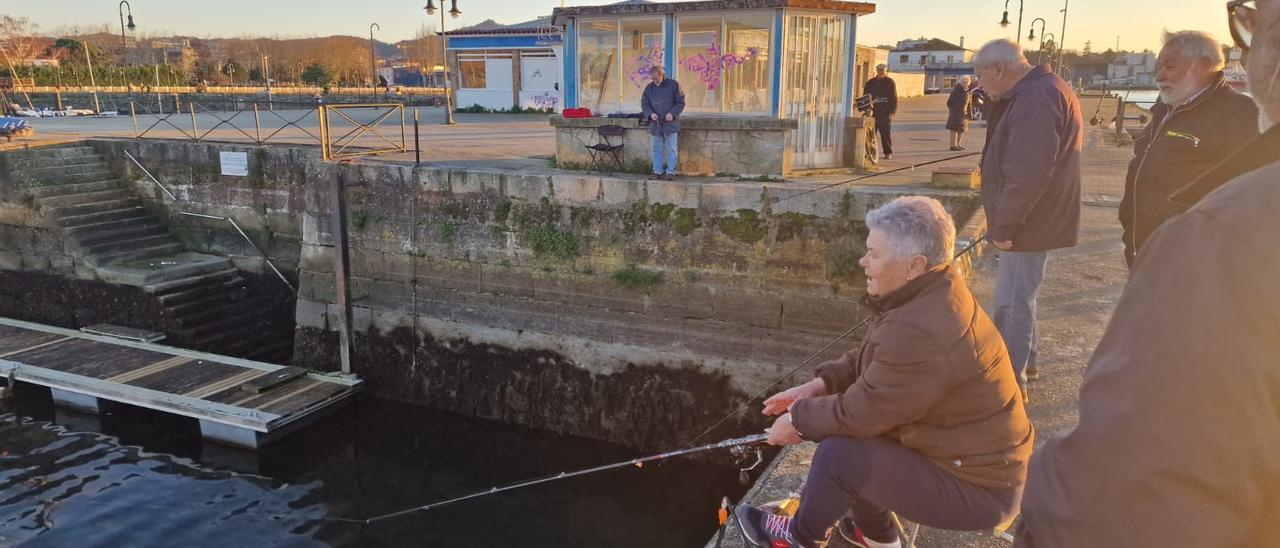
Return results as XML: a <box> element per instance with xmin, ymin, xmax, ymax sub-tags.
<box><xmin>330</xmin><ymin>170</ymin><xmax>354</xmax><ymax>375</ymax></box>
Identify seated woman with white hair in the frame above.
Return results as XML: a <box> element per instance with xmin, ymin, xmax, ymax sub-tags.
<box><xmin>736</xmin><ymin>196</ymin><xmax>1034</xmax><ymax>548</ymax></box>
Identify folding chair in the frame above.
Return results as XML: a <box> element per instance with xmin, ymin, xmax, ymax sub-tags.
<box><xmin>584</xmin><ymin>124</ymin><xmax>626</xmax><ymax>172</ymax></box>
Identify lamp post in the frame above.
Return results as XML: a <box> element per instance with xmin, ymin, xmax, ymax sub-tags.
<box><xmin>1058</xmin><ymin>0</ymin><xmax>1070</xmax><ymax>73</ymax></box>
<box><xmin>369</xmin><ymin>23</ymin><xmax>381</xmax><ymax>99</ymax></box>
<box><xmin>1028</xmin><ymin>18</ymin><xmax>1047</xmax><ymax>64</ymax></box>
<box><xmin>999</xmin><ymin>0</ymin><xmax>1025</xmax><ymax>44</ymax></box>
<box><xmin>425</xmin><ymin>0</ymin><xmax>460</xmax><ymax>124</ymax></box>
<box><xmin>118</xmin><ymin>1</ymin><xmax>136</xmax><ymax>60</ymax></box>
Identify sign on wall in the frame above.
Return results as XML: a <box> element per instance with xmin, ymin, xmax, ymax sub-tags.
<box><xmin>219</xmin><ymin>151</ymin><xmax>249</xmax><ymax>177</ymax></box>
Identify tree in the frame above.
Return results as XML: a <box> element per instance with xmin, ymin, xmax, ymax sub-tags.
<box><xmin>300</xmin><ymin>62</ymin><xmax>332</xmax><ymax>86</ymax></box>
<box><xmin>0</xmin><ymin>15</ymin><xmax>39</xmax><ymax>65</ymax></box>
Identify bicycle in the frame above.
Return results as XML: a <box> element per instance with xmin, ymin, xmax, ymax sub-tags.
<box><xmin>854</xmin><ymin>94</ymin><xmax>887</xmax><ymax>166</ymax></box>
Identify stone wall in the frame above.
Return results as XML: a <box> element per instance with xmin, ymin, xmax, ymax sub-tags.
<box><xmin>0</xmin><ymin>148</ymin><xmax>98</xmax><ymax>277</ymax></box>
<box><xmin>552</xmin><ymin>116</ymin><xmax>796</xmax><ymax>177</ymax></box>
<box><xmin>74</xmin><ymin>138</ymin><xmax>982</xmax><ymax>450</ymax></box>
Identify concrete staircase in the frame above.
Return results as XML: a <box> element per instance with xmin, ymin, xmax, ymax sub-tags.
<box><xmin>11</xmin><ymin>145</ymin><xmax>294</xmax><ymax>364</ymax></box>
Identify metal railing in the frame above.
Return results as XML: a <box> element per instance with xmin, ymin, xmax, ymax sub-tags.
<box><xmin>122</xmin><ymin>149</ymin><xmax>296</xmax><ymax>292</ymax></box>
<box><xmin>319</xmin><ymin>103</ymin><xmax>407</xmax><ymax>161</ymax></box>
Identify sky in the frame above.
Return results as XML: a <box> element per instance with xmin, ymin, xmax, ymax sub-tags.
<box><xmin>5</xmin><ymin>0</ymin><xmax>1232</xmax><ymax>53</ymax></box>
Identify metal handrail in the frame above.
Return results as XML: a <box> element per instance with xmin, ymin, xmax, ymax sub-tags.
<box><xmin>122</xmin><ymin>149</ymin><xmax>176</xmax><ymax>201</ymax></box>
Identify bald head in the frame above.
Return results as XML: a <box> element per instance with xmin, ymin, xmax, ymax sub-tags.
<box><xmin>973</xmin><ymin>39</ymin><xmax>1033</xmax><ymax>99</ymax></box>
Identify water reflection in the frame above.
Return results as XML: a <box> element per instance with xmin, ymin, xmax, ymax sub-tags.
<box><xmin>1</xmin><ymin>384</ymin><xmax>749</xmax><ymax>547</ymax></box>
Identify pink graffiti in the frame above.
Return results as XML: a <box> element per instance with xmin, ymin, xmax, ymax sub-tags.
<box><xmin>626</xmin><ymin>45</ymin><xmax>665</xmax><ymax>88</ymax></box>
<box><xmin>678</xmin><ymin>36</ymin><xmax>759</xmax><ymax>91</ymax></box>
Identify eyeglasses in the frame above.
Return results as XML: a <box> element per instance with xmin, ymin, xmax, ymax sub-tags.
<box><xmin>1227</xmin><ymin>0</ymin><xmax>1256</xmax><ymax>52</ymax></box>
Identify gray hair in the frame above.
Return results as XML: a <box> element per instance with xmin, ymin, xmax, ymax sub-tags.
<box><xmin>973</xmin><ymin>39</ymin><xmax>1028</xmax><ymax>69</ymax></box>
<box><xmin>865</xmin><ymin>196</ymin><xmax>956</xmax><ymax>267</ymax></box>
<box><xmin>1162</xmin><ymin>30</ymin><xmax>1226</xmax><ymax>71</ymax></box>
<box><xmin>876</xmin><ymin>63</ymin><xmax>887</xmax><ymax>71</ymax></box>
<box><xmin>649</xmin><ymin>65</ymin><xmax>665</xmax><ymax>75</ymax></box>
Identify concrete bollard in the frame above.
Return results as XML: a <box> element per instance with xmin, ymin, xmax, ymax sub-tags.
<box><xmin>932</xmin><ymin>167</ymin><xmax>981</xmax><ymax>189</ymax></box>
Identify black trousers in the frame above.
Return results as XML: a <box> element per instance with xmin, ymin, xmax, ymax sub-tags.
<box><xmin>874</xmin><ymin>115</ymin><xmax>893</xmax><ymax>155</ymax></box>
<box><xmin>789</xmin><ymin>436</ymin><xmax>1020</xmax><ymax>546</ymax></box>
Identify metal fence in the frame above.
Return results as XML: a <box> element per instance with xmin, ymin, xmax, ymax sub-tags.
<box><xmin>129</xmin><ymin>99</ymin><xmax>407</xmax><ymax>162</ymax></box>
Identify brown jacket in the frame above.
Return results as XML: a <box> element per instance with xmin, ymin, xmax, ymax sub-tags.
<box><xmin>790</xmin><ymin>266</ymin><xmax>1034</xmax><ymax>489</ymax></box>
<box><xmin>1019</xmin><ymin>125</ymin><xmax>1280</xmax><ymax>546</ymax></box>
<box><xmin>980</xmin><ymin>65</ymin><xmax>1083</xmax><ymax>251</ymax></box>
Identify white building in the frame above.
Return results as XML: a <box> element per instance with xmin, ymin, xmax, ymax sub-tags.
<box><xmin>1106</xmin><ymin>52</ymin><xmax>1157</xmax><ymax>87</ymax></box>
<box><xmin>889</xmin><ymin>38</ymin><xmax>972</xmax><ymax>73</ymax></box>
<box><xmin>444</xmin><ymin>17</ymin><xmax>565</xmax><ymax>112</ymax></box>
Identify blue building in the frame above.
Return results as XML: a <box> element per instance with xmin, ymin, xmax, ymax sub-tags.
<box><xmin>552</xmin><ymin>0</ymin><xmax>877</xmax><ymax>169</ymax></box>
<box><xmin>443</xmin><ymin>17</ymin><xmax>565</xmax><ymax>112</ymax></box>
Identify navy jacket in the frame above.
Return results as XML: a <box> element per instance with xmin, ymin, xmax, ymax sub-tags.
<box><xmin>979</xmin><ymin>65</ymin><xmax>1083</xmax><ymax>251</ymax></box>
<box><xmin>640</xmin><ymin>78</ymin><xmax>685</xmax><ymax>135</ymax></box>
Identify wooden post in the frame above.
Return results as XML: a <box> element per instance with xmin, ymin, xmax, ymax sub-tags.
<box><xmin>330</xmin><ymin>170</ymin><xmax>354</xmax><ymax>375</ymax></box>
<box><xmin>1114</xmin><ymin>94</ymin><xmax>1125</xmax><ymax>142</ymax></box>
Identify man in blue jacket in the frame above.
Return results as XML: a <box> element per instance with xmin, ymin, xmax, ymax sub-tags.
<box><xmin>640</xmin><ymin>65</ymin><xmax>685</xmax><ymax>180</ymax></box>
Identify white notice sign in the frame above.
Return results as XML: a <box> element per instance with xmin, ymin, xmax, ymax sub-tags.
<box><xmin>219</xmin><ymin>151</ymin><xmax>249</xmax><ymax>177</ymax></box>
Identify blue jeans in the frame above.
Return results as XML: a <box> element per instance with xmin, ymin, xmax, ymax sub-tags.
<box><xmin>994</xmin><ymin>250</ymin><xmax>1049</xmax><ymax>385</ymax></box>
<box><xmin>789</xmin><ymin>436</ymin><xmax>1020</xmax><ymax>547</ymax></box>
<box><xmin>651</xmin><ymin>132</ymin><xmax>678</xmax><ymax>175</ymax></box>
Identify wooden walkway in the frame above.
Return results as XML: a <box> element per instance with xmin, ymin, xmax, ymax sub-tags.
<box><xmin>0</xmin><ymin>317</ymin><xmax>360</xmax><ymax>449</ymax></box>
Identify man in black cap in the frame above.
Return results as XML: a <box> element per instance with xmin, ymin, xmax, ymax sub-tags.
<box><xmin>864</xmin><ymin>64</ymin><xmax>898</xmax><ymax>160</ymax></box>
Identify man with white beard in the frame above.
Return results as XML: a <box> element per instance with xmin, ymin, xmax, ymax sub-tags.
<box><xmin>1119</xmin><ymin>30</ymin><xmax>1257</xmax><ymax>268</ymax></box>
<box><xmin>1017</xmin><ymin>1</ymin><xmax>1280</xmax><ymax>545</ymax></box>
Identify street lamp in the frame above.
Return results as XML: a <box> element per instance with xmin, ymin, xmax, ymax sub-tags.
<box><xmin>1058</xmin><ymin>0</ymin><xmax>1070</xmax><ymax>73</ymax></box>
<box><xmin>118</xmin><ymin>1</ymin><xmax>136</xmax><ymax>49</ymax></box>
<box><xmin>1028</xmin><ymin>17</ymin><xmax>1047</xmax><ymax>64</ymax></box>
<box><xmin>369</xmin><ymin>23</ymin><xmax>381</xmax><ymax>99</ymax></box>
<box><xmin>425</xmin><ymin>0</ymin><xmax>460</xmax><ymax>124</ymax></box>
<box><xmin>999</xmin><ymin>0</ymin><xmax>1024</xmax><ymax>44</ymax></box>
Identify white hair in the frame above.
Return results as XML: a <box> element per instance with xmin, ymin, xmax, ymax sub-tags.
<box><xmin>1162</xmin><ymin>30</ymin><xmax>1226</xmax><ymax>71</ymax></box>
<box><xmin>960</xmin><ymin>75</ymin><xmax>972</xmax><ymax>84</ymax></box>
<box><xmin>865</xmin><ymin>196</ymin><xmax>956</xmax><ymax>267</ymax></box>
<box><xmin>973</xmin><ymin>39</ymin><xmax>1028</xmax><ymax>69</ymax></box>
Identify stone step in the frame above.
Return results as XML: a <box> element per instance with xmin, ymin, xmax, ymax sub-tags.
<box><xmin>38</xmin><ymin>188</ymin><xmax>134</xmax><ymax>208</ymax></box>
<box><xmin>49</xmin><ymin>197</ymin><xmax>142</xmax><ymax>219</ymax></box>
<box><xmin>145</xmin><ymin>268</ymin><xmax>241</xmax><ymax>295</ymax></box>
<box><xmin>167</xmin><ymin>288</ymin><xmax>252</xmax><ymax>317</ymax></box>
<box><xmin>37</xmin><ymin>169</ymin><xmax>115</xmax><ymax>185</ymax></box>
<box><xmin>57</xmin><ymin>206</ymin><xmax>151</xmax><ymax>228</ymax></box>
<box><xmin>7</xmin><ymin>146</ymin><xmax>97</xmax><ymax>162</ymax></box>
<box><xmin>90</xmin><ymin>242</ymin><xmax>185</xmax><ymax>266</ymax></box>
<box><xmin>95</xmin><ymin>252</ymin><xmax>234</xmax><ymax>287</ymax></box>
<box><xmin>25</xmin><ymin>161</ymin><xmax>110</xmax><ymax>176</ymax></box>
<box><xmin>9</xmin><ymin>153</ymin><xmax>101</xmax><ymax>170</ymax></box>
<box><xmin>160</xmin><ymin>277</ymin><xmax>249</xmax><ymax>309</ymax></box>
<box><xmin>28</xmin><ymin>181</ymin><xmax>121</xmax><ymax>198</ymax></box>
<box><xmin>63</xmin><ymin>213</ymin><xmax>159</xmax><ymax>235</ymax></box>
<box><xmin>187</xmin><ymin>305</ymin><xmax>267</xmax><ymax>339</ymax></box>
<box><xmin>84</xmin><ymin>233</ymin><xmax>177</xmax><ymax>257</ymax></box>
<box><xmin>77</xmin><ymin>224</ymin><xmax>172</xmax><ymax>249</ymax></box>
<box><xmin>196</xmin><ymin>318</ymin><xmax>271</xmax><ymax>350</ymax></box>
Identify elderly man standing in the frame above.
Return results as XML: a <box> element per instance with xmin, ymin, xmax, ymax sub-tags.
<box><xmin>1018</xmin><ymin>1</ymin><xmax>1280</xmax><ymax>545</ymax></box>
<box><xmin>1119</xmin><ymin>30</ymin><xmax>1258</xmax><ymax>268</ymax></box>
<box><xmin>640</xmin><ymin>65</ymin><xmax>685</xmax><ymax>181</ymax></box>
<box><xmin>865</xmin><ymin>64</ymin><xmax>898</xmax><ymax>160</ymax></box>
<box><xmin>973</xmin><ymin>40</ymin><xmax>1083</xmax><ymax>396</ymax></box>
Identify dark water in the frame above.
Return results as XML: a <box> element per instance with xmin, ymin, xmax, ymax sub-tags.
<box><xmin>0</xmin><ymin>385</ymin><xmax>753</xmax><ymax>547</ymax></box>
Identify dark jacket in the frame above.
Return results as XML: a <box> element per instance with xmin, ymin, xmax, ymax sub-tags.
<box><xmin>865</xmin><ymin>76</ymin><xmax>898</xmax><ymax>118</ymax></box>
<box><xmin>1119</xmin><ymin>72</ymin><xmax>1258</xmax><ymax>266</ymax></box>
<box><xmin>640</xmin><ymin>78</ymin><xmax>685</xmax><ymax>136</ymax></box>
<box><xmin>979</xmin><ymin>65</ymin><xmax>1083</xmax><ymax>251</ymax></box>
<box><xmin>790</xmin><ymin>266</ymin><xmax>1034</xmax><ymax>489</ymax></box>
<box><xmin>947</xmin><ymin>83</ymin><xmax>971</xmax><ymax>132</ymax></box>
<box><xmin>1018</xmin><ymin>124</ymin><xmax>1280</xmax><ymax>547</ymax></box>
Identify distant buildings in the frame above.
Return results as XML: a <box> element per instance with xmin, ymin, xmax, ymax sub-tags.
<box><xmin>442</xmin><ymin>16</ymin><xmax>564</xmax><ymax>112</ymax></box>
<box><xmin>1105</xmin><ymin>52</ymin><xmax>1157</xmax><ymax>87</ymax></box>
<box><xmin>889</xmin><ymin>38</ymin><xmax>975</xmax><ymax>93</ymax></box>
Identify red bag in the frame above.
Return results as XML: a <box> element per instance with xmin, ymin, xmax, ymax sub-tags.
<box><xmin>562</xmin><ymin>107</ymin><xmax>593</xmax><ymax>118</ymax></box>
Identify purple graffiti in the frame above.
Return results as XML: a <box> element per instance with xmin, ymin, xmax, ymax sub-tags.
<box><xmin>531</xmin><ymin>92</ymin><xmax>560</xmax><ymax>109</ymax></box>
<box><xmin>626</xmin><ymin>45</ymin><xmax>665</xmax><ymax>88</ymax></box>
<box><xmin>678</xmin><ymin>36</ymin><xmax>759</xmax><ymax>91</ymax></box>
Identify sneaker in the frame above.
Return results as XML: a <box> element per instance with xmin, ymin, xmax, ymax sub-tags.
<box><xmin>837</xmin><ymin>515</ymin><xmax>903</xmax><ymax>548</ymax></box>
<box><xmin>651</xmin><ymin>173</ymin><xmax>664</xmax><ymax>180</ymax></box>
<box><xmin>949</xmin><ymin>146</ymin><xmax>962</xmax><ymax>151</ymax></box>
<box><xmin>736</xmin><ymin>504</ymin><xmax>799</xmax><ymax>548</ymax></box>
<box><xmin>664</xmin><ymin>173</ymin><xmax>675</xmax><ymax>181</ymax></box>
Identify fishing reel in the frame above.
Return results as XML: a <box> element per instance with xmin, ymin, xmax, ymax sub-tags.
<box><xmin>730</xmin><ymin>441</ymin><xmax>767</xmax><ymax>485</ymax></box>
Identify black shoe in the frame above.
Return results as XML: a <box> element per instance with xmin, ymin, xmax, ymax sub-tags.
<box><xmin>664</xmin><ymin>173</ymin><xmax>675</xmax><ymax>181</ymax></box>
<box><xmin>949</xmin><ymin>146</ymin><xmax>962</xmax><ymax>151</ymax></box>
<box><xmin>883</xmin><ymin>153</ymin><xmax>893</xmax><ymax>160</ymax></box>
<box><xmin>651</xmin><ymin>173</ymin><xmax>664</xmax><ymax>180</ymax></box>
<box><xmin>735</xmin><ymin>505</ymin><xmax>799</xmax><ymax>547</ymax></box>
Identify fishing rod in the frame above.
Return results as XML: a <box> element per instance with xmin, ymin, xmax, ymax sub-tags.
<box><xmin>681</xmin><ymin>233</ymin><xmax>987</xmax><ymax>447</ymax></box>
<box><xmin>326</xmin><ymin>432</ymin><xmax>770</xmax><ymax>525</ymax></box>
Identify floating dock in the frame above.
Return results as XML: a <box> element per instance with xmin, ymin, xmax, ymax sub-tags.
<box><xmin>0</xmin><ymin>317</ymin><xmax>359</xmax><ymax>449</ymax></box>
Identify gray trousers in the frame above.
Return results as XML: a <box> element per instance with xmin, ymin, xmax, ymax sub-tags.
<box><xmin>994</xmin><ymin>250</ymin><xmax>1048</xmax><ymax>385</ymax></box>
